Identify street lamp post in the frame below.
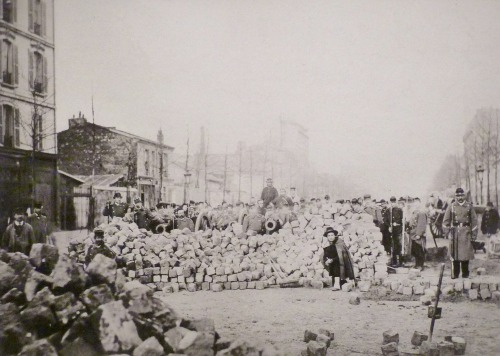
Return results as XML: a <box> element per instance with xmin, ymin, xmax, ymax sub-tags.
<box><xmin>184</xmin><ymin>171</ymin><xmax>192</xmax><ymax>204</ymax></box>
<box><xmin>477</xmin><ymin>165</ymin><xmax>485</xmax><ymax>205</ymax></box>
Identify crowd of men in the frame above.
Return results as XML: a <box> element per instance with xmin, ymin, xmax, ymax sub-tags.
<box><xmin>2</xmin><ymin>178</ymin><xmax>498</xmax><ymax>277</ymax></box>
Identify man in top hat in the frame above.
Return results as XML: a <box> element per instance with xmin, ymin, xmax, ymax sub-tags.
<box><xmin>85</xmin><ymin>227</ymin><xmax>116</xmax><ymax>266</ymax></box>
<box><xmin>383</xmin><ymin>196</ymin><xmax>404</xmax><ymax>267</ymax></box>
<box><xmin>27</xmin><ymin>202</ymin><xmax>53</xmax><ymax>244</ymax></box>
<box><xmin>323</xmin><ymin>227</ymin><xmax>355</xmax><ymax>291</ymax></box>
<box><xmin>443</xmin><ymin>188</ymin><xmax>478</xmax><ymax>279</ymax></box>
<box><xmin>261</xmin><ymin>178</ymin><xmax>279</xmax><ymax>208</ymax></box>
<box><xmin>481</xmin><ymin>201</ymin><xmax>500</xmax><ymax>237</ymax></box>
<box><xmin>103</xmin><ymin>192</ymin><xmax>130</xmax><ymax>220</ymax></box>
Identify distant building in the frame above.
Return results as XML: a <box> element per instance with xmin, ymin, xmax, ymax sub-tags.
<box><xmin>57</xmin><ymin>114</ymin><xmax>174</xmax><ymax>209</ymax></box>
<box><xmin>0</xmin><ymin>0</ymin><xmax>57</xmax><ymax>225</ymax></box>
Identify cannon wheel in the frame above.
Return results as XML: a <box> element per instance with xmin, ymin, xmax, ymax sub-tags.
<box><xmin>195</xmin><ymin>212</ymin><xmax>212</xmax><ymax>231</ymax></box>
<box><xmin>430</xmin><ymin>218</ymin><xmax>444</xmax><ymax>239</ymax></box>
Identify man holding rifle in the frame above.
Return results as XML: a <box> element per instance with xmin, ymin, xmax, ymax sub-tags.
<box><xmin>442</xmin><ymin>188</ymin><xmax>478</xmax><ymax>279</ymax></box>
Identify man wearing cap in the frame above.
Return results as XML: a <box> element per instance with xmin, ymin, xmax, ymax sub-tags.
<box><xmin>103</xmin><ymin>192</ymin><xmax>130</xmax><ymax>220</ymax></box>
<box><xmin>409</xmin><ymin>198</ymin><xmax>428</xmax><ymax>270</ymax></box>
<box><xmin>443</xmin><ymin>188</ymin><xmax>478</xmax><ymax>279</ymax></box>
<box><xmin>379</xmin><ymin>200</ymin><xmax>392</xmax><ymax>255</ymax></box>
<box><xmin>290</xmin><ymin>187</ymin><xmax>301</xmax><ymax>204</ymax></box>
<box><xmin>363</xmin><ymin>194</ymin><xmax>383</xmax><ymax>227</ymax></box>
<box><xmin>2</xmin><ymin>208</ymin><xmax>35</xmax><ymax>254</ymax></box>
<box><xmin>131</xmin><ymin>198</ymin><xmax>153</xmax><ymax>230</ymax></box>
<box><xmin>384</xmin><ymin>196</ymin><xmax>404</xmax><ymax>267</ymax></box>
<box><xmin>85</xmin><ymin>228</ymin><xmax>116</xmax><ymax>266</ymax></box>
<box><xmin>323</xmin><ymin>227</ymin><xmax>355</xmax><ymax>291</ymax></box>
<box><xmin>261</xmin><ymin>178</ymin><xmax>279</xmax><ymax>208</ymax></box>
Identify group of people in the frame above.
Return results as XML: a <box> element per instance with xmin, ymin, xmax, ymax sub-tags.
<box><xmin>1</xmin><ymin>203</ymin><xmax>53</xmax><ymax>255</ymax></box>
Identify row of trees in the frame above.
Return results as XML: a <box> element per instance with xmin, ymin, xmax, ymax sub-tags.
<box><xmin>432</xmin><ymin>107</ymin><xmax>500</xmax><ymax>206</ymax></box>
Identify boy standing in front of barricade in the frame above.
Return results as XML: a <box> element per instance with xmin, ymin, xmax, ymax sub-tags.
<box><xmin>323</xmin><ymin>227</ymin><xmax>355</xmax><ymax>291</ymax></box>
<box><xmin>443</xmin><ymin>188</ymin><xmax>478</xmax><ymax>279</ymax></box>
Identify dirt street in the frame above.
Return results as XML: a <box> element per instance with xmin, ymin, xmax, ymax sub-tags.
<box><xmin>161</xmin><ymin>286</ymin><xmax>500</xmax><ymax>355</ymax></box>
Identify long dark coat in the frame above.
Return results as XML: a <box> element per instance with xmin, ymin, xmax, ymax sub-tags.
<box><xmin>443</xmin><ymin>201</ymin><xmax>477</xmax><ymax>261</ymax></box>
<box><xmin>323</xmin><ymin>240</ymin><xmax>355</xmax><ymax>280</ymax></box>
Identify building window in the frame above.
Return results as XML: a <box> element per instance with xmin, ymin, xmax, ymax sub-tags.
<box><xmin>145</xmin><ymin>149</ymin><xmax>150</xmax><ymax>176</ymax></box>
<box><xmin>29</xmin><ymin>0</ymin><xmax>45</xmax><ymax>36</ymax></box>
<box><xmin>34</xmin><ymin>113</ymin><xmax>42</xmax><ymax>150</ymax></box>
<box><xmin>2</xmin><ymin>0</ymin><xmax>17</xmax><ymax>23</ymax></box>
<box><xmin>29</xmin><ymin>51</ymin><xmax>47</xmax><ymax>94</ymax></box>
<box><xmin>0</xmin><ymin>104</ymin><xmax>20</xmax><ymax>148</ymax></box>
<box><xmin>1</xmin><ymin>39</ymin><xmax>18</xmax><ymax>86</ymax></box>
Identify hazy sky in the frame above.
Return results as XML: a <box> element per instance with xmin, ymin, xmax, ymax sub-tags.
<box><xmin>54</xmin><ymin>0</ymin><xmax>500</xmax><ymax>198</ymax></box>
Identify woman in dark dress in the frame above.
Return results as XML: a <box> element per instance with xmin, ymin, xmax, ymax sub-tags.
<box><xmin>323</xmin><ymin>226</ymin><xmax>356</xmax><ymax>291</ymax></box>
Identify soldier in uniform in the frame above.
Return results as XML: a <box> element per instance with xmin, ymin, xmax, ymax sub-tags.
<box><xmin>131</xmin><ymin>198</ymin><xmax>153</xmax><ymax>230</ymax></box>
<box><xmin>379</xmin><ymin>200</ymin><xmax>392</xmax><ymax>255</ymax></box>
<box><xmin>261</xmin><ymin>178</ymin><xmax>279</xmax><ymax>208</ymax></box>
<box><xmin>242</xmin><ymin>204</ymin><xmax>265</xmax><ymax>234</ymax></box>
<box><xmin>384</xmin><ymin>196</ymin><xmax>404</xmax><ymax>267</ymax></box>
<box><xmin>443</xmin><ymin>188</ymin><xmax>478</xmax><ymax>279</ymax></box>
<box><xmin>85</xmin><ymin>227</ymin><xmax>116</xmax><ymax>266</ymax></box>
<box><xmin>103</xmin><ymin>192</ymin><xmax>130</xmax><ymax>220</ymax></box>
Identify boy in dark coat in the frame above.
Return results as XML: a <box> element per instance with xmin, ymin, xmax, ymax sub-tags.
<box><xmin>481</xmin><ymin>202</ymin><xmax>500</xmax><ymax>236</ymax></box>
<box><xmin>323</xmin><ymin>227</ymin><xmax>356</xmax><ymax>291</ymax></box>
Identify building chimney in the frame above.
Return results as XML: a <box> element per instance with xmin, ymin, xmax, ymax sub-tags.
<box><xmin>69</xmin><ymin>114</ymin><xmax>87</xmax><ymax>128</ymax></box>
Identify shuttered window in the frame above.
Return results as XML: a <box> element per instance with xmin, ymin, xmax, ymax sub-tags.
<box><xmin>29</xmin><ymin>0</ymin><xmax>45</xmax><ymax>37</ymax></box>
<box><xmin>1</xmin><ymin>0</ymin><xmax>17</xmax><ymax>24</ymax></box>
<box><xmin>1</xmin><ymin>39</ymin><xmax>18</xmax><ymax>86</ymax></box>
<box><xmin>0</xmin><ymin>104</ymin><xmax>18</xmax><ymax>148</ymax></box>
<box><xmin>30</xmin><ymin>51</ymin><xmax>47</xmax><ymax>93</ymax></box>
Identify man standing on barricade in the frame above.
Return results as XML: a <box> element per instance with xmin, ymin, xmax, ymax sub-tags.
<box><xmin>103</xmin><ymin>192</ymin><xmax>130</xmax><ymax>220</ymax></box>
<box><xmin>27</xmin><ymin>202</ymin><xmax>53</xmax><ymax>244</ymax></box>
<box><xmin>274</xmin><ymin>188</ymin><xmax>293</xmax><ymax>208</ymax></box>
<box><xmin>379</xmin><ymin>200</ymin><xmax>392</xmax><ymax>255</ymax></box>
<box><xmin>261</xmin><ymin>178</ymin><xmax>279</xmax><ymax>208</ymax></box>
<box><xmin>443</xmin><ymin>188</ymin><xmax>478</xmax><ymax>279</ymax></box>
<box><xmin>130</xmin><ymin>198</ymin><xmax>153</xmax><ymax>230</ymax></box>
<box><xmin>290</xmin><ymin>187</ymin><xmax>301</xmax><ymax>204</ymax></box>
<box><xmin>384</xmin><ymin>196</ymin><xmax>404</xmax><ymax>267</ymax></box>
<box><xmin>363</xmin><ymin>194</ymin><xmax>383</xmax><ymax>227</ymax></box>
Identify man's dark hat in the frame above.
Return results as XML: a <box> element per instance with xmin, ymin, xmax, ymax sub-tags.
<box><xmin>94</xmin><ymin>227</ymin><xmax>104</xmax><ymax>236</ymax></box>
<box><xmin>34</xmin><ymin>202</ymin><xmax>43</xmax><ymax>209</ymax></box>
<box><xmin>390</xmin><ymin>196</ymin><xmax>397</xmax><ymax>202</ymax></box>
<box><xmin>134</xmin><ymin>198</ymin><xmax>141</xmax><ymax>204</ymax></box>
<box><xmin>487</xmin><ymin>201</ymin><xmax>494</xmax><ymax>207</ymax></box>
<box><xmin>324</xmin><ymin>195</ymin><xmax>330</xmax><ymax>199</ymax></box>
<box><xmin>323</xmin><ymin>226</ymin><xmax>338</xmax><ymax>237</ymax></box>
<box><xmin>13</xmin><ymin>207</ymin><xmax>26</xmax><ymax>215</ymax></box>
<box><xmin>455</xmin><ymin>188</ymin><xmax>465</xmax><ymax>196</ymax></box>
<box><xmin>300</xmin><ymin>198</ymin><xmax>305</xmax><ymax>202</ymax></box>
<box><xmin>113</xmin><ymin>192</ymin><xmax>122</xmax><ymax>199</ymax></box>
<box><xmin>379</xmin><ymin>199</ymin><xmax>386</xmax><ymax>203</ymax></box>
<box><xmin>290</xmin><ymin>187</ymin><xmax>296</xmax><ymax>190</ymax></box>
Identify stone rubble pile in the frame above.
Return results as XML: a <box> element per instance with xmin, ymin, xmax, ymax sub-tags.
<box><xmin>370</xmin><ymin>268</ymin><xmax>500</xmax><ymax>302</ymax></box>
<box><xmin>0</xmin><ymin>245</ymin><xmax>285</xmax><ymax>355</ymax></box>
<box><xmin>300</xmin><ymin>328</ymin><xmax>335</xmax><ymax>356</ymax></box>
<box><xmin>69</xmin><ymin>204</ymin><xmax>388</xmax><ymax>292</ymax></box>
<box><xmin>380</xmin><ymin>329</ymin><xmax>467</xmax><ymax>356</ymax></box>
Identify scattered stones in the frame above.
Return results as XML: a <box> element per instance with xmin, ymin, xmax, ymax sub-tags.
<box><xmin>79</xmin><ymin>284</ymin><xmax>114</xmax><ymax>312</ymax></box>
<box><xmin>51</xmin><ymin>254</ymin><xmax>87</xmax><ymax>294</ymax></box>
<box><xmin>29</xmin><ymin>243</ymin><xmax>59</xmax><ymax>274</ymax></box>
<box><xmin>381</xmin><ymin>342</ymin><xmax>398</xmax><ymax>356</ymax></box>
<box><xmin>420</xmin><ymin>341</ymin><xmax>439</xmax><ymax>356</ymax></box>
<box><xmin>349</xmin><ymin>294</ymin><xmax>361</xmax><ymax>305</ymax></box>
<box><xmin>132</xmin><ymin>336</ymin><xmax>164</xmax><ymax>356</ymax></box>
<box><xmin>450</xmin><ymin>336</ymin><xmax>467</xmax><ymax>355</ymax></box>
<box><xmin>306</xmin><ymin>340</ymin><xmax>327</xmax><ymax>356</ymax></box>
<box><xmin>86</xmin><ymin>254</ymin><xmax>117</xmax><ymax>285</ymax></box>
<box><xmin>411</xmin><ymin>331</ymin><xmax>428</xmax><ymax>346</ymax></box>
<box><xmin>304</xmin><ymin>330</ymin><xmax>318</xmax><ymax>342</ymax></box>
<box><xmin>437</xmin><ymin>340</ymin><xmax>455</xmax><ymax>356</ymax></box>
<box><xmin>18</xmin><ymin>339</ymin><xmax>58</xmax><ymax>356</ymax></box>
<box><xmin>382</xmin><ymin>330</ymin><xmax>399</xmax><ymax>345</ymax></box>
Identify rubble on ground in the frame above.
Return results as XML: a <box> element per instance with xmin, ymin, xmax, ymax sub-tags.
<box><xmin>0</xmin><ymin>245</ymin><xmax>285</xmax><ymax>355</ymax></box>
<box><xmin>69</xmin><ymin>203</ymin><xmax>388</xmax><ymax>293</ymax></box>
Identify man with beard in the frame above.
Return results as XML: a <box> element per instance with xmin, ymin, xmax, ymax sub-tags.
<box><xmin>2</xmin><ymin>208</ymin><xmax>35</xmax><ymax>255</ymax></box>
<box><xmin>103</xmin><ymin>192</ymin><xmax>130</xmax><ymax>221</ymax></box>
<box><xmin>323</xmin><ymin>227</ymin><xmax>355</xmax><ymax>291</ymax></box>
<box><xmin>443</xmin><ymin>188</ymin><xmax>478</xmax><ymax>279</ymax></box>
<box><xmin>175</xmin><ymin>208</ymin><xmax>195</xmax><ymax>231</ymax></box>
<box><xmin>85</xmin><ymin>227</ymin><xmax>116</xmax><ymax>266</ymax></box>
<box><xmin>409</xmin><ymin>198</ymin><xmax>428</xmax><ymax>270</ymax></box>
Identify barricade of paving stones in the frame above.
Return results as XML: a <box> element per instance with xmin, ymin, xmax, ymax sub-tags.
<box><xmin>363</xmin><ymin>267</ymin><xmax>500</xmax><ymax>303</ymax></box>
<box><xmin>0</xmin><ymin>245</ymin><xmax>286</xmax><ymax>355</ymax></box>
<box><xmin>380</xmin><ymin>329</ymin><xmax>467</xmax><ymax>356</ymax></box>
<box><xmin>69</xmin><ymin>204</ymin><xmax>389</xmax><ymax>293</ymax></box>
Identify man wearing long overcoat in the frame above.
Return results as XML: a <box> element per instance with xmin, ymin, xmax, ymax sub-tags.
<box><xmin>443</xmin><ymin>188</ymin><xmax>478</xmax><ymax>279</ymax></box>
